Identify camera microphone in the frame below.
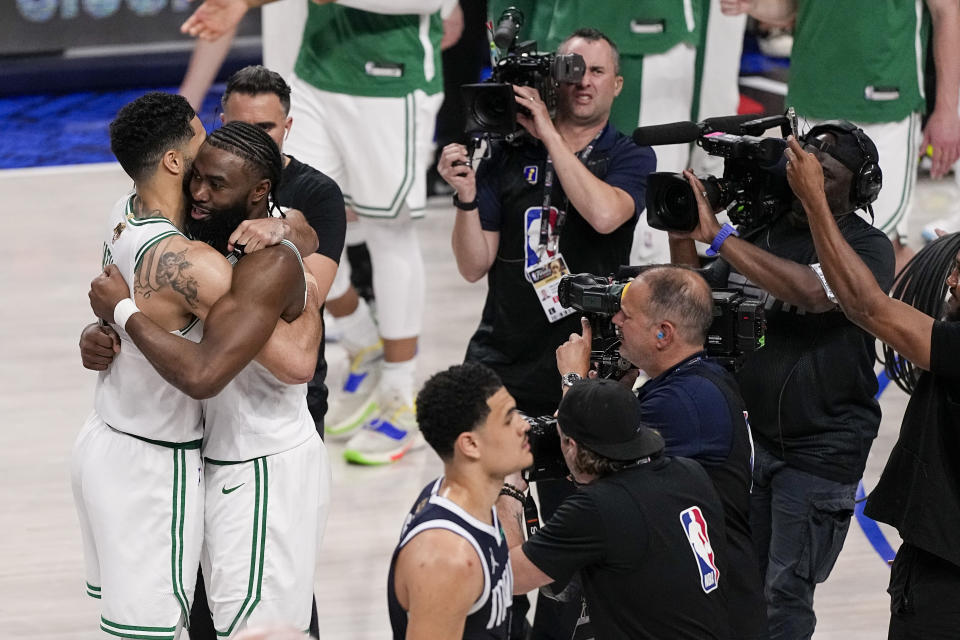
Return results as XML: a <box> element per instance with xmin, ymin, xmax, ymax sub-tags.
<box><xmin>493</xmin><ymin>7</ymin><xmax>524</xmax><ymax>50</ymax></box>
<box><xmin>632</xmin><ymin>121</ymin><xmax>701</xmax><ymax>146</ymax></box>
<box><xmin>631</xmin><ymin>114</ymin><xmax>764</xmax><ymax>147</ymax></box>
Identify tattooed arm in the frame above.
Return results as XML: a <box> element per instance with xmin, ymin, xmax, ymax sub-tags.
<box><xmin>90</xmin><ymin>236</ymin><xmax>318</xmax><ymax>397</ymax></box>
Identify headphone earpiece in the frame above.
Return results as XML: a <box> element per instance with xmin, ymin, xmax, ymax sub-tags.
<box><xmin>657</xmin><ymin>331</ymin><xmax>665</xmax><ymax>339</ymax></box>
<box><xmin>805</xmin><ymin>120</ymin><xmax>882</xmax><ymax>208</ymax></box>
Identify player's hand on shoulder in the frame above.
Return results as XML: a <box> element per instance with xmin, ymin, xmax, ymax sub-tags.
<box><xmin>79</xmin><ymin>322</ymin><xmax>120</xmax><ymax>371</ymax></box>
<box><xmin>228</xmin><ymin>217</ymin><xmax>288</xmax><ymax>254</ymax></box>
<box><xmin>89</xmin><ymin>264</ymin><xmax>131</xmax><ymax>324</ymax></box>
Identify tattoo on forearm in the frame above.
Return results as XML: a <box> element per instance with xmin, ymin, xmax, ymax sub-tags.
<box><xmin>135</xmin><ymin>240</ymin><xmax>200</xmax><ymax>309</ymax></box>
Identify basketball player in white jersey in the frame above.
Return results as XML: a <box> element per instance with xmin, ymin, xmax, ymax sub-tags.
<box><xmin>73</xmin><ymin>94</ymin><xmax>320</xmax><ymax>640</ymax></box>
<box><xmin>88</xmin><ymin>121</ymin><xmax>331</xmax><ymax>635</ymax></box>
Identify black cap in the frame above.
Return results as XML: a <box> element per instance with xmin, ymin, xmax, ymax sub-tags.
<box><xmin>557</xmin><ymin>379</ymin><xmax>665</xmax><ymax>461</ymax></box>
<box><xmin>804</xmin><ymin>120</ymin><xmax>879</xmax><ymax>172</ymax></box>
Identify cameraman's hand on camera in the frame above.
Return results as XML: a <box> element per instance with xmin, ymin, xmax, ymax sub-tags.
<box><xmin>437</xmin><ymin>143</ymin><xmax>477</xmax><ymax>203</ymax></box>
<box><xmin>679</xmin><ymin>170</ymin><xmax>723</xmax><ymax>244</ymax></box>
<box><xmin>556</xmin><ymin>317</ymin><xmax>593</xmax><ymax>383</ymax></box>
<box><xmin>784</xmin><ymin>135</ymin><xmax>828</xmax><ymax>214</ymax></box>
<box><xmin>513</xmin><ymin>85</ymin><xmax>556</xmax><ymax>143</ymax></box>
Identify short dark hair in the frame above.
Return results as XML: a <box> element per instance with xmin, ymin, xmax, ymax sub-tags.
<box><xmin>561</xmin><ymin>27</ymin><xmax>620</xmax><ymax>74</ymax></box>
<box><xmin>640</xmin><ymin>266</ymin><xmax>713</xmax><ymax>344</ymax></box>
<box><xmin>109</xmin><ymin>92</ymin><xmax>196</xmax><ymax>182</ymax></box>
<box><xmin>222</xmin><ymin>65</ymin><xmax>292</xmax><ymax>114</ymax></box>
<box><xmin>416</xmin><ymin>363</ymin><xmax>504</xmax><ymax>461</ymax></box>
<box><xmin>205</xmin><ymin>121</ymin><xmax>284</xmax><ymax>202</ymax></box>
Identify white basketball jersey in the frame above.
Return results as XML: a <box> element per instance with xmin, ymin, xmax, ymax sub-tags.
<box><xmin>202</xmin><ymin>239</ymin><xmax>314</xmax><ymax>461</ymax></box>
<box><xmin>94</xmin><ymin>193</ymin><xmax>204</xmax><ymax>444</ymax></box>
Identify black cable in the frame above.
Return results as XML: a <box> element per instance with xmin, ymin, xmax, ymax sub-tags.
<box><xmin>882</xmin><ymin>231</ymin><xmax>960</xmax><ymax>393</ymax></box>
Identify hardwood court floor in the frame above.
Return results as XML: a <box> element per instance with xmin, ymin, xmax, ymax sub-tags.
<box><xmin>2</xmin><ymin>163</ymin><xmax>958</xmax><ymax>639</ymax></box>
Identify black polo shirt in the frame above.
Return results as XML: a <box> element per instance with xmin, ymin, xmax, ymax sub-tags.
<box><xmin>468</xmin><ymin>124</ymin><xmax>655</xmax><ymax>414</ymax></box>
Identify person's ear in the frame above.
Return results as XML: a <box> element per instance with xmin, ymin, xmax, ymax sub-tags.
<box><xmin>614</xmin><ymin>74</ymin><xmax>623</xmax><ymax>97</ymax></box>
<box><xmin>161</xmin><ymin>149</ymin><xmax>183</xmax><ymax>176</ymax></box>
<box><xmin>251</xmin><ymin>178</ymin><xmax>271</xmax><ymax>204</ymax></box>
<box><xmin>455</xmin><ymin>431</ymin><xmax>481</xmax><ymax>461</ymax></box>
<box><xmin>656</xmin><ymin>323</ymin><xmax>675</xmax><ymax>347</ymax></box>
<box><xmin>284</xmin><ymin>116</ymin><xmax>293</xmax><ymax>141</ymax></box>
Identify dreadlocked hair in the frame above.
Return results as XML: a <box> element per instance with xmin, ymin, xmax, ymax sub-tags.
<box><xmin>206</xmin><ymin>121</ymin><xmax>284</xmax><ymax>213</ymax></box>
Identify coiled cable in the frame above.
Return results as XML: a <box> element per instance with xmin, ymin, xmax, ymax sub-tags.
<box><xmin>883</xmin><ymin>231</ymin><xmax>960</xmax><ymax>393</ymax></box>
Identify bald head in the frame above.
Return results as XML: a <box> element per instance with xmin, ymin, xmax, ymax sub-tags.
<box><xmin>627</xmin><ymin>266</ymin><xmax>713</xmax><ymax>345</ymax></box>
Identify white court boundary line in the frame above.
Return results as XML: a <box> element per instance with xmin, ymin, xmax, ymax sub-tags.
<box><xmin>0</xmin><ymin>162</ymin><xmax>121</xmax><ymax>179</ymax></box>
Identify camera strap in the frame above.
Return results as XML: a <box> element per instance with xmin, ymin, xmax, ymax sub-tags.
<box><xmin>537</xmin><ymin>130</ymin><xmax>604</xmax><ymax>258</ymax></box>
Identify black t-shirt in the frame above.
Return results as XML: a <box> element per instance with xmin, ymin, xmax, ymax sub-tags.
<box><xmin>468</xmin><ymin>125</ymin><xmax>655</xmax><ymax>414</ymax></box>
<box><xmin>636</xmin><ymin>355</ymin><xmax>766</xmax><ymax>639</ymax></box>
<box><xmin>522</xmin><ymin>457</ymin><xmax>730</xmax><ymax>640</ymax></box>
<box><xmin>277</xmin><ymin>155</ymin><xmax>345</xmax><ymax>264</ymax></box>
<box><xmin>276</xmin><ymin>155</ymin><xmax>346</xmax><ymax>429</ymax></box>
<box><xmin>718</xmin><ymin>213</ymin><xmax>895</xmax><ymax>483</ymax></box>
<box><xmin>865</xmin><ymin>320</ymin><xmax>960</xmax><ymax>569</ymax></box>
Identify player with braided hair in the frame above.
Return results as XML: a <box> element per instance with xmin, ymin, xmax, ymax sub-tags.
<box><xmin>75</xmin><ymin>96</ymin><xmax>324</xmax><ymax>639</ymax></box>
<box><xmin>86</xmin><ymin>119</ymin><xmax>331</xmax><ymax>633</ymax></box>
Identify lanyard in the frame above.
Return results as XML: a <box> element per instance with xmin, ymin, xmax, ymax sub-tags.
<box><xmin>537</xmin><ymin>129</ymin><xmax>604</xmax><ymax>259</ymax></box>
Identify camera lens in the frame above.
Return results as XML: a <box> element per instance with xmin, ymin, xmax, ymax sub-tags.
<box><xmin>473</xmin><ymin>90</ymin><xmax>511</xmax><ymax>129</ymax></box>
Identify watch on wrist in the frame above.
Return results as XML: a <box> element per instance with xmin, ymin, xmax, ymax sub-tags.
<box><xmin>561</xmin><ymin>372</ymin><xmax>583</xmax><ymax>388</ymax></box>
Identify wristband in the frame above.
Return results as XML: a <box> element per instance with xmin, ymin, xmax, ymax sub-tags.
<box><xmin>499</xmin><ymin>483</ymin><xmax>527</xmax><ymax>504</ymax></box>
<box><xmin>705</xmin><ymin>223</ymin><xmax>740</xmax><ymax>257</ymax></box>
<box><xmin>113</xmin><ymin>298</ymin><xmax>140</xmax><ymax>331</ymax></box>
<box><xmin>453</xmin><ymin>193</ymin><xmax>479</xmax><ymax>211</ymax></box>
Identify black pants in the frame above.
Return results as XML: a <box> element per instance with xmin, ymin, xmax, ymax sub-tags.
<box><xmin>189</xmin><ymin>568</ymin><xmax>320</xmax><ymax>639</ymax></box>
<box><xmin>888</xmin><ymin>543</ymin><xmax>960</xmax><ymax>640</ymax></box>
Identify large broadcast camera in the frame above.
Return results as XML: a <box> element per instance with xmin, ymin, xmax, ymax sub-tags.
<box><xmin>461</xmin><ymin>7</ymin><xmax>585</xmax><ymax>138</ymax></box>
<box><xmin>636</xmin><ymin>112</ymin><xmax>799</xmax><ymax>233</ymax></box>
<box><xmin>523</xmin><ymin>268</ymin><xmax>766</xmax><ymax>482</ymax></box>
<box><xmin>558</xmin><ymin>269</ymin><xmax>765</xmax><ymax>374</ymax></box>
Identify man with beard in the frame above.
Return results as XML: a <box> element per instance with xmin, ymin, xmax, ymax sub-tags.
<box><xmin>672</xmin><ymin>121</ymin><xmax>895</xmax><ymax>639</ymax></box>
<box><xmin>88</xmin><ymin>121</ymin><xmax>329</xmax><ymax>635</ymax></box>
<box><xmin>73</xmin><ymin>95</ymin><xmax>319</xmax><ymax>639</ymax></box>
<box><xmin>785</xmin><ymin>134</ymin><xmax>960</xmax><ymax>639</ymax></box>
<box><xmin>218</xmin><ymin>64</ymin><xmax>346</xmax><ymax>438</ymax></box>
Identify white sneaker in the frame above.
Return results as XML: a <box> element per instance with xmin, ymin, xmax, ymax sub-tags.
<box><xmin>921</xmin><ymin>213</ymin><xmax>960</xmax><ymax>244</ymax></box>
<box><xmin>757</xmin><ymin>27</ymin><xmax>794</xmax><ymax>59</ymax></box>
<box><xmin>342</xmin><ymin>393</ymin><xmax>423</xmax><ymax>466</ymax></box>
<box><xmin>325</xmin><ymin>342</ymin><xmax>383</xmax><ymax>438</ymax></box>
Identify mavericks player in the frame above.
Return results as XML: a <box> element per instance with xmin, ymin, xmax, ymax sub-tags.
<box><xmin>388</xmin><ymin>363</ymin><xmax>533</xmax><ymax>638</ymax></box>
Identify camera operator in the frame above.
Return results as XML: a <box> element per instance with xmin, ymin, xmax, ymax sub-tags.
<box><xmin>785</xmin><ymin>134</ymin><xmax>960</xmax><ymax>639</ymax></box>
<box><xmin>556</xmin><ymin>265</ymin><xmax>767</xmax><ymax>640</ymax></box>
<box><xmin>670</xmin><ymin>122</ymin><xmax>896</xmax><ymax>639</ymax></box>
<box><xmin>438</xmin><ymin>28</ymin><xmax>655</xmax><ymax>637</ymax></box>
<box><xmin>437</xmin><ymin>27</ymin><xmax>654</xmax><ymax>419</ymax></box>
<box><xmin>496</xmin><ymin>378</ymin><xmax>730</xmax><ymax>639</ymax></box>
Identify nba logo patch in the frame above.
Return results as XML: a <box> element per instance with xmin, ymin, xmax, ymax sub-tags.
<box><xmin>523</xmin><ymin>165</ymin><xmax>539</xmax><ymax>184</ymax></box>
<box><xmin>679</xmin><ymin>506</ymin><xmax>720</xmax><ymax>593</ymax></box>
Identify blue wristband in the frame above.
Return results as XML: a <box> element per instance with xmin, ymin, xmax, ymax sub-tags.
<box><xmin>706</xmin><ymin>223</ymin><xmax>739</xmax><ymax>257</ymax></box>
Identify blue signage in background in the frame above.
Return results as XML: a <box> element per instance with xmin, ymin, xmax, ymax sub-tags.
<box><xmin>2</xmin><ymin>0</ymin><xmax>260</xmax><ymax>56</ymax></box>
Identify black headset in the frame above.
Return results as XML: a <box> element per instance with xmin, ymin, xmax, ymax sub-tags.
<box><xmin>804</xmin><ymin>120</ymin><xmax>883</xmax><ymax>209</ymax></box>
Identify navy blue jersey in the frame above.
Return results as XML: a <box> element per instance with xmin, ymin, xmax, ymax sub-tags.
<box><xmin>388</xmin><ymin>478</ymin><xmax>513</xmax><ymax>639</ymax></box>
